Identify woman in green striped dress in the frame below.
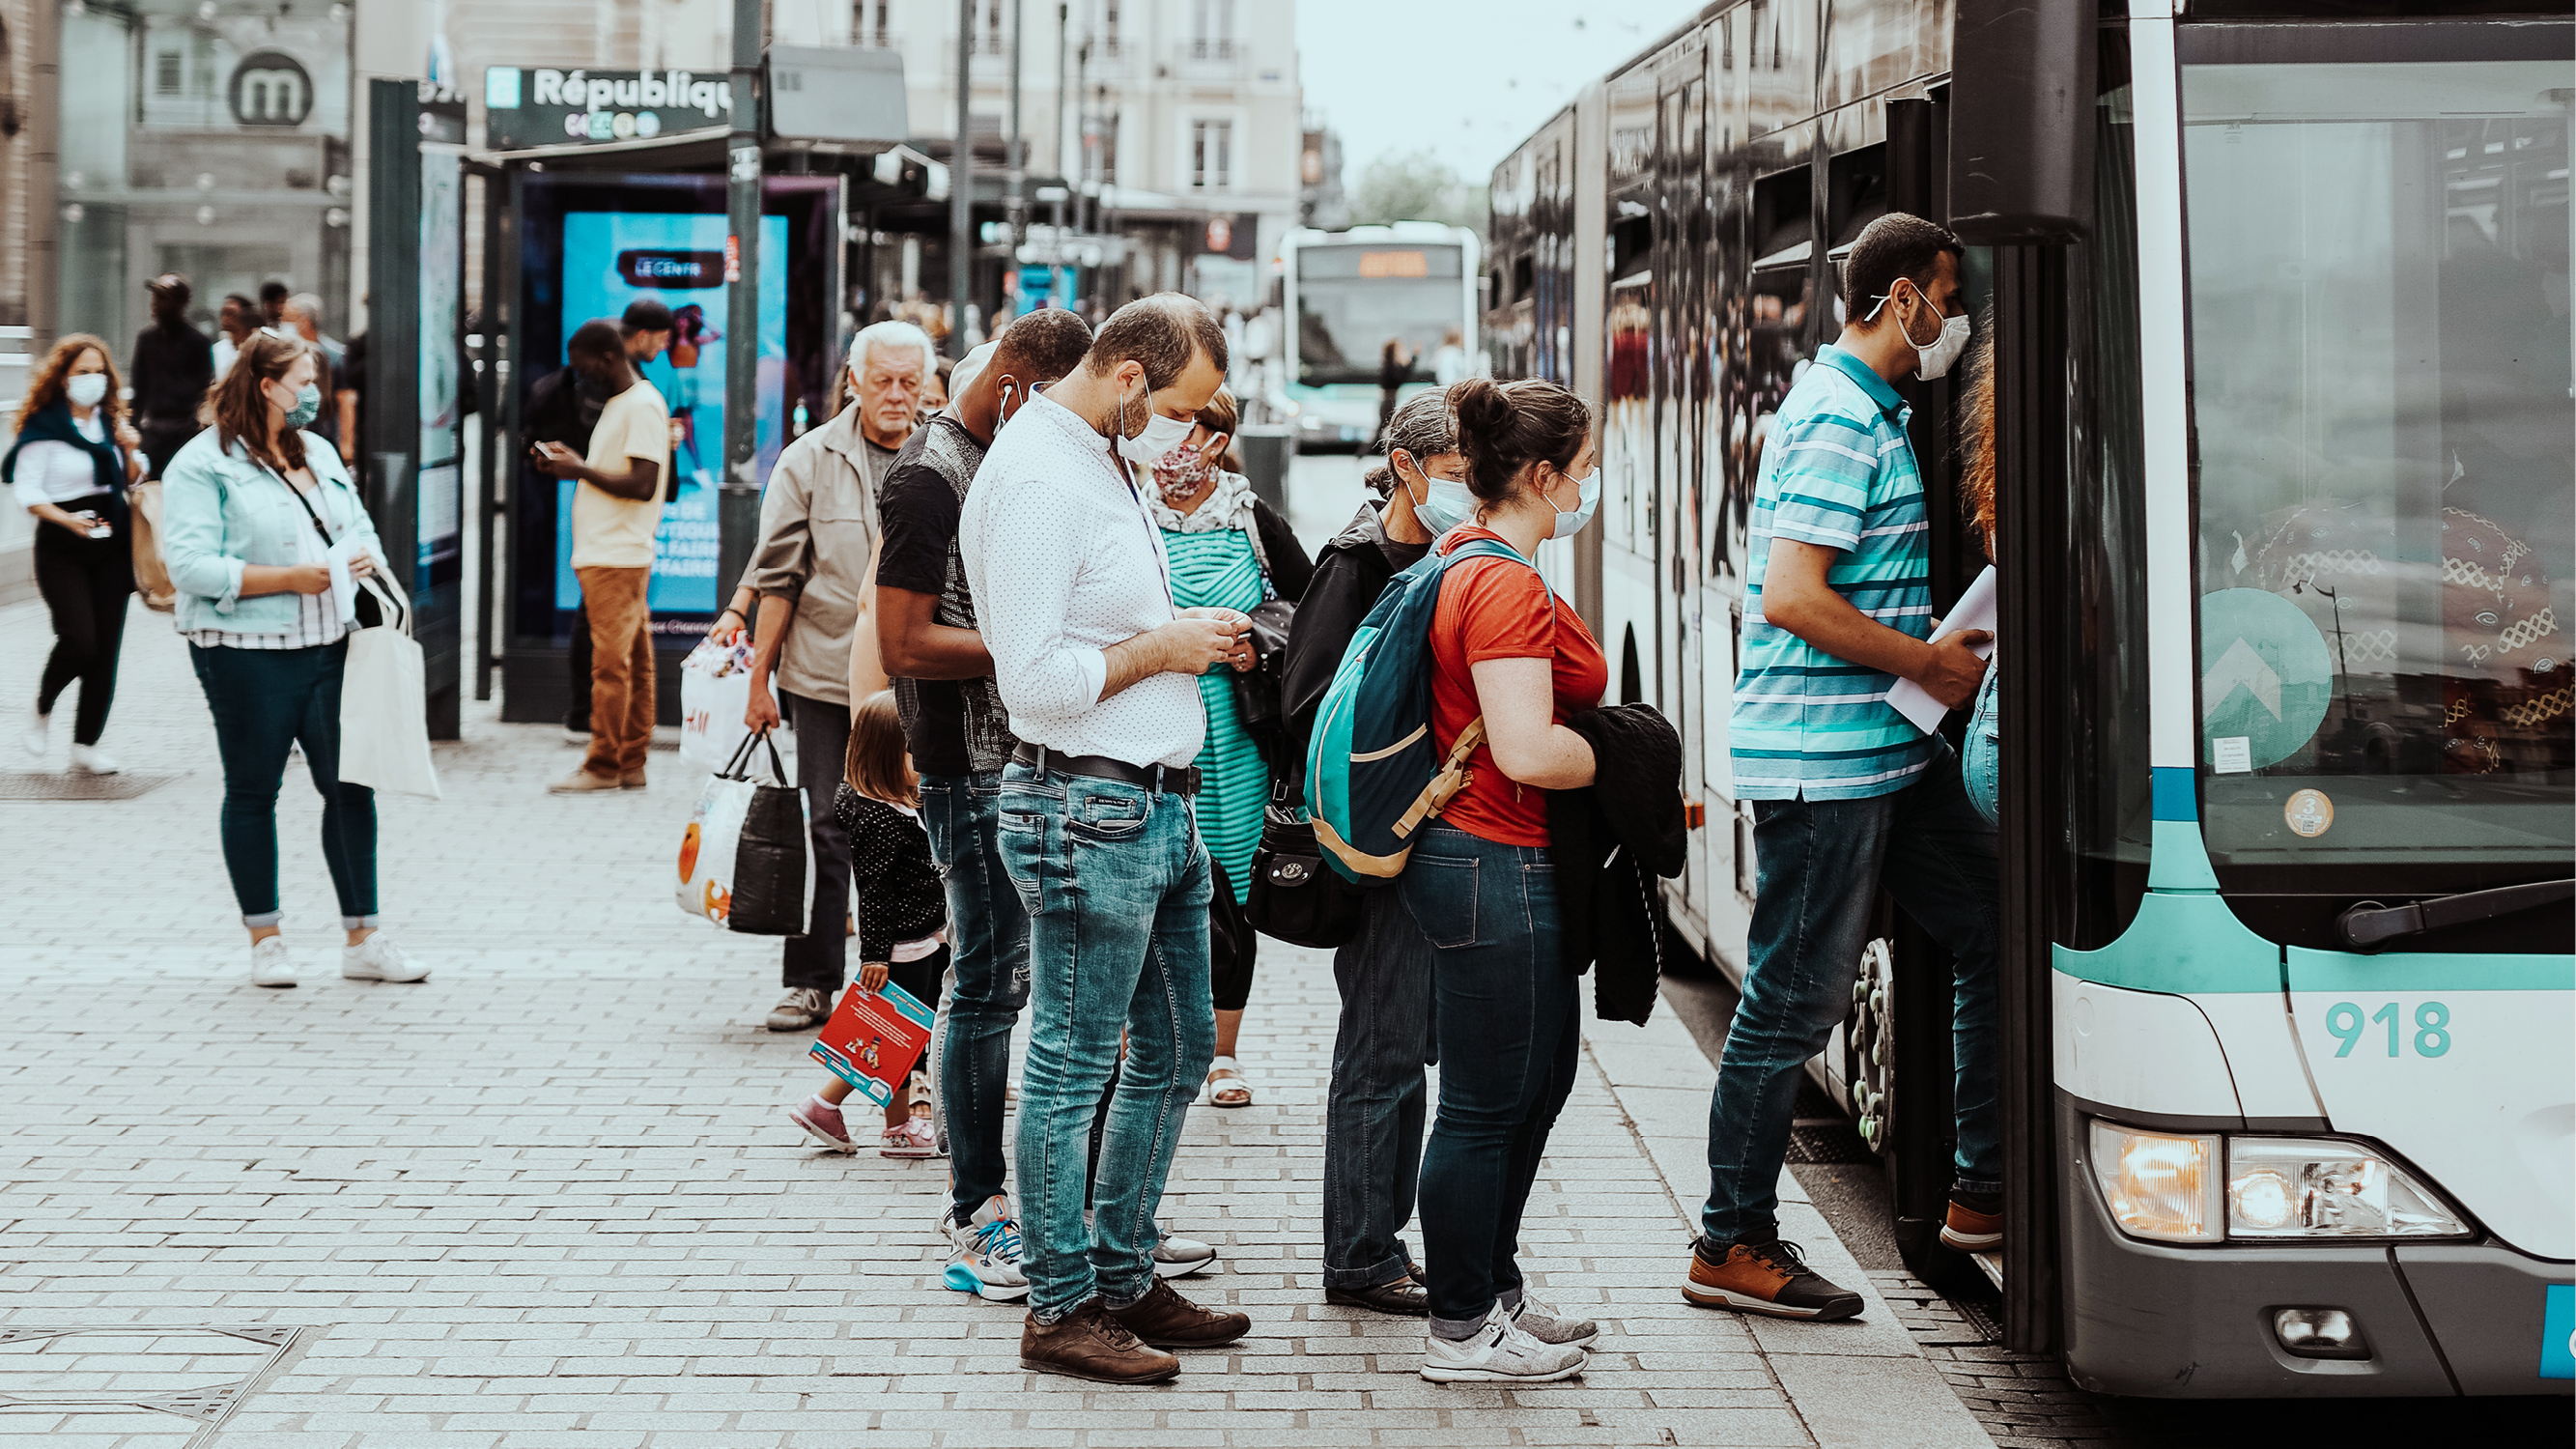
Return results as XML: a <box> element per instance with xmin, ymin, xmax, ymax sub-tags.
<box><xmin>1149</xmin><ymin>387</ymin><xmax>1314</xmax><ymax>1108</ymax></box>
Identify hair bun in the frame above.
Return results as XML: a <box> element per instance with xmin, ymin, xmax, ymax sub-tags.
<box><xmin>1450</xmin><ymin>377</ymin><xmax>1510</xmax><ymax>435</ymax></box>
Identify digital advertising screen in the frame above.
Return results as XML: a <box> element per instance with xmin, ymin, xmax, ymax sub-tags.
<box><xmin>507</xmin><ymin>173</ymin><xmax>841</xmax><ymax>653</ymax></box>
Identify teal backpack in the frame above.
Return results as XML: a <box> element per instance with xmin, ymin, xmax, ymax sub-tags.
<box><xmin>1304</xmin><ymin>536</ymin><xmax>1547</xmax><ymax>883</ymax></box>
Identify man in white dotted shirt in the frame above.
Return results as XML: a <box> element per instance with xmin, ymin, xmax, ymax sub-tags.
<box><xmin>960</xmin><ymin>295</ymin><xmax>1256</xmax><ymax>1383</ymax></box>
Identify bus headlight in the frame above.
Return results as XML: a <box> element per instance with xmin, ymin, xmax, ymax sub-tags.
<box><xmin>2224</xmin><ymin>1139</ymin><xmax>2470</xmax><ymax>1239</ymax></box>
<box><xmin>2089</xmin><ymin>1122</ymin><xmax>2222</xmax><ymax>1242</ymax></box>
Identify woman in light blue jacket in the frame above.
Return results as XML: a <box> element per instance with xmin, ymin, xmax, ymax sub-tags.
<box><xmin>162</xmin><ymin>330</ymin><xmax>427</xmax><ymax>990</ymax></box>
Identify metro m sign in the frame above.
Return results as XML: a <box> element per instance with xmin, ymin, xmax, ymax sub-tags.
<box><xmin>231</xmin><ymin>51</ymin><xmax>315</xmax><ymax>127</ymax></box>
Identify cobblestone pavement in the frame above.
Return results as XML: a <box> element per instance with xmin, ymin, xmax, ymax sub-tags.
<box><xmin>0</xmin><ymin>593</ymin><xmax>1992</xmax><ymax>1448</ymax></box>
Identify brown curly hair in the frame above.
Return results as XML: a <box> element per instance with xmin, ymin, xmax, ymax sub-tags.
<box><xmin>1957</xmin><ymin>314</ymin><xmax>1996</xmax><ymax>561</ymax></box>
<box><xmin>14</xmin><ymin>333</ymin><xmax>127</xmax><ymax>437</ymax></box>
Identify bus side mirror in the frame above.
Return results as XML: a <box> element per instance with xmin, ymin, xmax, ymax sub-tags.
<box><xmin>1947</xmin><ymin>0</ymin><xmax>2097</xmax><ymax>244</ymax></box>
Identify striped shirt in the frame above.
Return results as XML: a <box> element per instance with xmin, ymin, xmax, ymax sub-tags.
<box><xmin>1730</xmin><ymin>345</ymin><xmax>1934</xmax><ymax>801</ymax></box>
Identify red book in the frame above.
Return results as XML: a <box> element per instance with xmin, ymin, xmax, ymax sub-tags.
<box><xmin>811</xmin><ymin>981</ymin><xmax>935</xmax><ymax>1108</ymax></box>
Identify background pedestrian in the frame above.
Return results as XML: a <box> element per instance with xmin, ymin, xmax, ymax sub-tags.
<box><xmin>8</xmin><ymin>333</ymin><xmax>144</xmax><ymax>774</ymax></box>
<box><xmin>128</xmin><ymin>273</ymin><xmax>213</xmax><ymax>479</ymax></box>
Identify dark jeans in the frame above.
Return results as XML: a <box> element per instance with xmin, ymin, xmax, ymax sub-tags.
<box><xmin>188</xmin><ymin>640</ymin><xmax>378</xmax><ymax>928</ymax></box>
<box><xmin>998</xmin><ymin>763</ymin><xmax>1215</xmax><ymax>1321</ymax></box>
<box><xmin>1401</xmin><ymin>823</ymin><xmax>1580</xmax><ymax>1325</ymax></box>
<box><xmin>1322</xmin><ymin>885</ymin><xmax>1436</xmax><ymax>1290</ymax></box>
<box><xmin>921</xmin><ymin>771</ymin><xmax>1033</xmax><ymax>1217</ymax></box>
<box><xmin>1702</xmin><ymin>740</ymin><xmax>2000</xmax><ymax>1247</ymax></box>
<box><xmin>781</xmin><ymin>689</ymin><xmax>853</xmax><ymax>991</ymax></box>
<box><xmin>34</xmin><ymin>523</ymin><xmax>132</xmax><ymax>746</ymax></box>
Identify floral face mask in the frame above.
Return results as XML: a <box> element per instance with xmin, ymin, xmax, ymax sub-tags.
<box><xmin>1151</xmin><ymin>440</ymin><xmax>1210</xmax><ymax>502</ymax></box>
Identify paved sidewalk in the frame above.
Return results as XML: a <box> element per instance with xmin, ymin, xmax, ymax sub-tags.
<box><xmin>0</xmin><ymin>595</ymin><xmax>1990</xmax><ymax>1448</ymax></box>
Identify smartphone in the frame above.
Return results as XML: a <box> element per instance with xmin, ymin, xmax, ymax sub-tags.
<box><xmin>72</xmin><ymin>510</ymin><xmax>110</xmax><ymax>540</ymax></box>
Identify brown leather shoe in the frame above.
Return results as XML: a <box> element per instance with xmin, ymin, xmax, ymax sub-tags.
<box><xmin>1682</xmin><ymin>1236</ymin><xmax>1863</xmax><ymax>1321</ymax></box>
<box><xmin>1108</xmin><ymin>1278</ymin><xmax>1250</xmax><ymax>1349</ymax></box>
<box><xmin>1940</xmin><ymin>1196</ymin><xmax>2004</xmax><ymax>1252</ymax></box>
<box><xmin>1020</xmin><ymin>1300</ymin><xmax>1181</xmax><ymax>1383</ymax></box>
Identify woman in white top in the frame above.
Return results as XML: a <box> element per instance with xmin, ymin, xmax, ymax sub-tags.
<box><xmin>4</xmin><ymin>333</ymin><xmax>145</xmax><ymax>772</ymax></box>
<box><xmin>160</xmin><ymin>331</ymin><xmax>428</xmax><ymax>989</ymax></box>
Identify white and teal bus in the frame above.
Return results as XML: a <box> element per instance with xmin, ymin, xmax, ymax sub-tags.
<box><xmin>1491</xmin><ymin>0</ymin><xmax>2572</xmax><ymax>1399</ymax></box>
<box><xmin>1277</xmin><ymin>223</ymin><xmax>1481</xmax><ymax>450</ymax></box>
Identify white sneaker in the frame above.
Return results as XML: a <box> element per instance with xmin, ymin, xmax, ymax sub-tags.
<box><xmin>1152</xmin><ymin>1232</ymin><xmax>1219</xmax><ymax>1279</ymax></box>
<box><xmin>69</xmin><ymin>744</ymin><xmax>121</xmax><ymax>775</ymax></box>
<box><xmin>20</xmin><ymin>707</ymin><xmax>46</xmax><ymax>758</ymax></box>
<box><xmin>342</xmin><ymin>933</ymin><xmax>430</xmax><ymax>982</ymax></box>
<box><xmin>250</xmin><ymin>937</ymin><xmax>297</xmax><ymax>988</ymax></box>
<box><xmin>1420</xmin><ymin>1304</ymin><xmax>1589</xmax><ymax>1383</ymax></box>
<box><xmin>942</xmin><ymin>1193</ymin><xmax>1030</xmax><ymax>1301</ymax></box>
<box><xmin>1508</xmin><ymin>1293</ymin><xmax>1599</xmax><ymax>1349</ymax></box>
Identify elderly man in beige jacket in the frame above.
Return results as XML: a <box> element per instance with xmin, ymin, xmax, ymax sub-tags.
<box><xmin>709</xmin><ymin>321</ymin><xmax>933</xmax><ymax>1030</ymax></box>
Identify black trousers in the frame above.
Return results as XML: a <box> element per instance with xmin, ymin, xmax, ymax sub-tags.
<box><xmin>34</xmin><ymin>522</ymin><xmax>133</xmax><ymax>746</ymax></box>
<box><xmin>782</xmin><ymin>688</ymin><xmax>854</xmax><ymax>991</ymax></box>
<box><xmin>565</xmin><ymin>599</ymin><xmax>591</xmax><ymax>730</ymax></box>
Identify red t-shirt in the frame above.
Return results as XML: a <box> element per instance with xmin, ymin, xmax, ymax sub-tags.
<box><xmin>1428</xmin><ymin>527</ymin><xmax>1609</xmax><ymax>847</ymax></box>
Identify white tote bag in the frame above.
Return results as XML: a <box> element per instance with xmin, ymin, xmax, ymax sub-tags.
<box><xmin>678</xmin><ymin>636</ymin><xmax>755</xmax><ymax>777</ymax></box>
<box><xmin>337</xmin><ymin>571</ymin><xmax>442</xmax><ymax>800</ymax></box>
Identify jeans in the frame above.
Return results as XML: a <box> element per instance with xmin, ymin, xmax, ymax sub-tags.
<box><xmin>1702</xmin><ymin>741</ymin><xmax>2000</xmax><ymax>1247</ymax></box>
<box><xmin>188</xmin><ymin>640</ymin><xmax>378</xmax><ymax>929</ymax></box>
<box><xmin>574</xmin><ymin>564</ymin><xmax>652</xmax><ymax>778</ymax></box>
<box><xmin>1963</xmin><ymin>660</ymin><xmax>2001</xmax><ymax>827</ymax></box>
<box><xmin>780</xmin><ymin>689</ymin><xmax>852</xmax><ymax>992</ymax></box>
<box><xmin>1401</xmin><ymin>823</ymin><xmax>1580</xmax><ymax>1326</ymax></box>
<box><xmin>922</xmin><ymin>771</ymin><xmax>1032</xmax><ymax>1217</ymax></box>
<box><xmin>998</xmin><ymin>763</ymin><xmax>1215</xmax><ymax>1321</ymax></box>
<box><xmin>1321</xmin><ymin>885</ymin><xmax>1435</xmax><ymax>1291</ymax></box>
<box><xmin>34</xmin><ymin>523</ymin><xmax>132</xmax><ymax>746</ymax></box>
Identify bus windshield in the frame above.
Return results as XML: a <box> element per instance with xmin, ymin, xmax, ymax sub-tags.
<box><xmin>1296</xmin><ymin>243</ymin><xmax>1465</xmax><ymax>386</ymax></box>
<box><xmin>2180</xmin><ymin>30</ymin><xmax>2572</xmax><ymax>882</ymax></box>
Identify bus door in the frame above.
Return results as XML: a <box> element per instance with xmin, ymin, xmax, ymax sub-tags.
<box><xmin>1652</xmin><ymin>45</ymin><xmax>1712</xmax><ymax>937</ymax></box>
<box><xmin>2176</xmin><ymin>25</ymin><xmax>2575</xmax><ymax>1364</ymax></box>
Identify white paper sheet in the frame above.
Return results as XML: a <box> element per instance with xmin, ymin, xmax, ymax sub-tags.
<box><xmin>325</xmin><ymin>535</ymin><xmax>361</xmax><ymax>625</ymax></box>
<box><xmin>1887</xmin><ymin>565</ymin><xmax>1996</xmax><ymax>735</ymax></box>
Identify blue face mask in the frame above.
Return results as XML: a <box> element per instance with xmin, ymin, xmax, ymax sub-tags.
<box><xmin>1394</xmin><ymin>452</ymin><xmax>1477</xmax><ymax>536</ymax></box>
<box><xmin>275</xmin><ymin>382</ymin><xmax>322</xmax><ymax>431</ymax></box>
<box><xmin>1548</xmin><ymin>469</ymin><xmax>1601</xmax><ymax>540</ymax></box>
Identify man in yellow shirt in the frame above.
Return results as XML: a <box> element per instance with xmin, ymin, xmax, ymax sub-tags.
<box><xmin>535</xmin><ymin>319</ymin><xmax>672</xmax><ymax>793</ymax></box>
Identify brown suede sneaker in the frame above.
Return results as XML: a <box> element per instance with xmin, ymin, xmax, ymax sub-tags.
<box><xmin>1939</xmin><ymin>1196</ymin><xmax>2004</xmax><ymax>1252</ymax></box>
<box><xmin>1020</xmin><ymin>1300</ymin><xmax>1181</xmax><ymax>1383</ymax></box>
<box><xmin>1108</xmin><ymin>1278</ymin><xmax>1251</xmax><ymax>1349</ymax></box>
<box><xmin>1681</xmin><ymin>1236</ymin><xmax>1863</xmax><ymax>1321</ymax></box>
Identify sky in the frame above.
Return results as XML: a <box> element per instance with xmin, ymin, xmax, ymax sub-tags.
<box><xmin>1293</xmin><ymin>0</ymin><xmax>1701</xmax><ymax>186</ymax></box>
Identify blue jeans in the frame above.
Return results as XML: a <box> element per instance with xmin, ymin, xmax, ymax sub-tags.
<box><xmin>188</xmin><ymin>640</ymin><xmax>377</xmax><ymax>929</ymax></box>
<box><xmin>998</xmin><ymin>763</ymin><xmax>1216</xmax><ymax>1321</ymax></box>
<box><xmin>1703</xmin><ymin>741</ymin><xmax>2000</xmax><ymax>1246</ymax></box>
<box><xmin>921</xmin><ymin>773</ymin><xmax>1032</xmax><ymax>1219</ymax></box>
<box><xmin>1963</xmin><ymin>660</ymin><xmax>2001</xmax><ymax>827</ymax></box>
<box><xmin>1322</xmin><ymin>885</ymin><xmax>1436</xmax><ymax>1290</ymax></box>
<box><xmin>1401</xmin><ymin>823</ymin><xmax>1581</xmax><ymax>1325</ymax></box>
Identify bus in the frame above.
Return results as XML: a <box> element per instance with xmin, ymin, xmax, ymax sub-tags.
<box><xmin>1489</xmin><ymin>0</ymin><xmax>2573</xmax><ymax>1400</ymax></box>
<box><xmin>1277</xmin><ymin>223</ymin><xmax>1481</xmax><ymax>450</ymax></box>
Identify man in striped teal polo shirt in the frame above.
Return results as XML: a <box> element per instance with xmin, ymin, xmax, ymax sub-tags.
<box><xmin>1683</xmin><ymin>214</ymin><xmax>2001</xmax><ymax>1323</ymax></box>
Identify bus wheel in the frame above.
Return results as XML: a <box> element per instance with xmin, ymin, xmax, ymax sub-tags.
<box><xmin>1844</xmin><ymin>937</ymin><xmax>1897</xmax><ymax>1153</ymax></box>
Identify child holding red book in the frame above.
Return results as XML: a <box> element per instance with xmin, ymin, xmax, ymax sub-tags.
<box><xmin>790</xmin><ymin>691</ymin><xmax>949</xmax><ymax>1157</ymax></box>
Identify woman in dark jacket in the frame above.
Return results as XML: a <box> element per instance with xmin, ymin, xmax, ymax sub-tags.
<box><xmin>1279</xmin><ymin>390</ymin><xmax>1470</xmax><ymax>1317</ymax></box>
<box><xmin>7</xmin><ymin>333</ymin><xmax>145</xmax><ymax>772</ymax></box>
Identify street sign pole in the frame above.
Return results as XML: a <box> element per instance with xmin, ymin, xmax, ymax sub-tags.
<box><xmin>950</xmin><ymin>0</ymin><xmax>974</xmax><ymax>359</ymax></box>
<box><xmin>720</xmin><ymin>0</ymin><xmax>765</xmax><ymax>600</ymax></box>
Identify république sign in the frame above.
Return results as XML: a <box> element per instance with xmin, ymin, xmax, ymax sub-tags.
<box><xmin>482</xmin><ymin>67</ymin><xmax>735</xmax><ymax>149</ymax></box>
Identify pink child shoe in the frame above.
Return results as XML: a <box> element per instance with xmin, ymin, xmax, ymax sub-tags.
<box><xmin>790</xmin><ymin>1096</ymin><xmax>858</xmax><ymax>1153</ymax></box>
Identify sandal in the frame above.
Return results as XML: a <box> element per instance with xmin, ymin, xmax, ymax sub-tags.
<box><xmin>1204</xmin><ymin>1056</ymin><xmax>1254</xmax><ymax>1109</ymax></box>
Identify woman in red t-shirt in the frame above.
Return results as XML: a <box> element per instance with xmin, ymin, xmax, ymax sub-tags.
<box><xmin>1402</xmin><ymin>378</ymin><xmax>1609</xmax><ymax>1383</ymax></box>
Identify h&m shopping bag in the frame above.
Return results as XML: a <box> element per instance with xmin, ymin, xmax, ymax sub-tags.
<box><xmin>678</xmin><ymin>635</ymin><xmax>755</xmax><ymax>777</ymax></box>
<box><xmin>674</xmin><ymin>728</ymin><xmax>812</xmax><ymax>935</ymax></box>
<box><xmin>337</xmin><ymin>571</ymin><xmax>441</xmax><ymax>799</ymax></box>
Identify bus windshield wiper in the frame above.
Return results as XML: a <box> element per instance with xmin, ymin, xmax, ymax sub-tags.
<box><xmin>2336</xmin><ymin>879</ymin><xmax>2576</xmax><ymax>951</ymax></box>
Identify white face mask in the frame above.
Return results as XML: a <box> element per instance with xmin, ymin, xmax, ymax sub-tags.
<box><xmin>1870</xmin><ymin>281</ymin><xmax>1969</xmax><ymax>380</ymax></box>
<box><xmin>1112</xmin><ymin>375</ymin><xmax>1196</xmax><ymax>467</ymax></box>
<box><xmin>66</xmin><ymin>374</ymin><xmax>109</xmax><ymax>408</ymax></box>
<box><xmin>1394</xmin><ymin>452</ymin><xmax>1474</xmax><ymax>535</ymax></box>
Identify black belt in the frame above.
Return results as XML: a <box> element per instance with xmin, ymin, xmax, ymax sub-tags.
<box><xmin>1012</xmin><ymin>743</ymin><xmax>1200</xmax><ymax>796</ymax></box>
